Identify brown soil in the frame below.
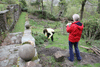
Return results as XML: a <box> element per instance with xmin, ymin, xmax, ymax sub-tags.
<box><xmin>37</xmin><ymin>43</ymin><xmax>100</xmax><ymax>67</ymax></box>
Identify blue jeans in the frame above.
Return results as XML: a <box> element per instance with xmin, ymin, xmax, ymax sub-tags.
<box><xmin>68</xmin><ymin>41</ymin><xmax>82</xmax><ymax>61</ymax></box>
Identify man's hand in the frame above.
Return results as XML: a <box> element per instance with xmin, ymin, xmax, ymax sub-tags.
<box><xmin>66</xmin><ymin>22</ymin><xmax>72</xmax><ymax>27</ymax></box>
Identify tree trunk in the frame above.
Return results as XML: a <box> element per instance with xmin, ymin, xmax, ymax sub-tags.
<box><xmin>80</xmin><ymin>0</ymin><xmax>87</xmax><ymax>20</ymax></box>
<box><xmin>41</xmin><ymin>0</ymin><xmax>44</xmax><ymax>15</ymax></box>
<box><xmin>37</xmin><ymin>0</ymin><xmax>40</xmax><ymax>10</ymax></box>
<box><xmin>97</xmin><ymin>0</ymin><xmax>100</xmax><ymax>14</ymax></box>
<box><xmin>51</xmin><ymin>0</ymin><xmax>54</xmax><ymax>14</ymax></box>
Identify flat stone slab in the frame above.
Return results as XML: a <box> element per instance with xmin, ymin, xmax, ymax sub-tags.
<box><xmin>22</xmin><ymin>29</ymin><xmax>35</xmax><ymax>47</ymax></box>
<box><xmin>0</xmin><ymin>10</ymin><xmax>9</xmax><ymax>14</ymax></box>
<box><xmin>0</xmin><ymin>44</ymin><xmax>20</xmax><ymax>67</ymax></box>
<box><xmin>1</xmin><ymin>32</ymin><xmax>23</xmax><ymax>46</ymax></box>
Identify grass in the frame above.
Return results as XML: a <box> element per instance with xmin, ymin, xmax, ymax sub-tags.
<box><xmin>12</xmin><ymin>12</ymin><xmax>27</xmax><ymax>32</ymax></box>
<box><xmin>29</xmin><ymin>18</ymin><xmax>99</xmax><ymax>52</ymax></box>
<box><xmin>29</xmin><ymin>18</ymin><xmax>100</xmax><ymax>67</ymax></box>
<box><xmin>12</xmin><ymin>13</ymin><xmax>100</xmax><ymax>67</ymax></box>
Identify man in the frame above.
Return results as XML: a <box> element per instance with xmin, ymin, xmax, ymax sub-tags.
<box><xmin>43</xmin><ymin>28</ymin><xmax>55</xmax><ymax>41</ymax></box>
<box><xmin>66</xmin><ymin>14</ymin><xmax>84</xmax><ymax>62</ymax></box>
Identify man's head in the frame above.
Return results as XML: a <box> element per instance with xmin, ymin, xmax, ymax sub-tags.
<box><xmin>72</xmin><ymin>14</ymin><xmax>80</xmax><ymax>21</ymax></box>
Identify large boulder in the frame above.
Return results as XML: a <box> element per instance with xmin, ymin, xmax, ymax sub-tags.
<box><xmin>1</xmin><ymin>32</ymin><xmax>23</xmax><ymax>46</ymax></box>
<box><xmin>54</xmin><ymin>51</ymin><xmax>66</xmax><ymax>62</ymax></box>
<box><xmin>19</xmin><ymin>44</ymin><xmax>35</xmax><ymax>61</ymax></box>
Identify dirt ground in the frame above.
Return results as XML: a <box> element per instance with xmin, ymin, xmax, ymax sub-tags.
<box><xmin>36</xmin><ymin>42</ymin><xmax>100</xmax><ymax>67</ymax></box>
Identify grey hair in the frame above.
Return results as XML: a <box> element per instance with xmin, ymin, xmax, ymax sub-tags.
<box><xmin>72</xmin><ymin>14</ymin><xmax>80</xmax><ymax>21</ymax></box>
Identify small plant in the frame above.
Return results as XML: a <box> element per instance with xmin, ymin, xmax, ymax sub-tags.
<box><xmin>12</xmin><ymin>65</ymin><xmax>16</xmax><ymax>67</ymax></box>
<box><xmin>1</xmin><ymin>32</ymin><xmax>4</xmax><ymax>35</ymax></box>
<box><xmin>32</xmin><ymin>32</ymin><xmax>47</xmax><ymax>45</ymax></box>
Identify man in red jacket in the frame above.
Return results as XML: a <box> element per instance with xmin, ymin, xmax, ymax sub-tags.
<box><xmin>66</xmin><ymin>14</ymin><xmax>84</xmax><ymax>62</ymax></box>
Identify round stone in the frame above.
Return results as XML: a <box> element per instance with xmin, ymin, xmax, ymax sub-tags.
<box><xmin>18</xmin><ymin>44</ymin><xmax>35</xmax><ymax>61</ymax></box>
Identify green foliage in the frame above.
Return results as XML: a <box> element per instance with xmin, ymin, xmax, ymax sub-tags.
<box><xmin>30</xmin><ymin>1</ymin><xmax>40</xmax><ymax>6</ymax></box>
<box><xmin>82</xmin><ymin>16</ymin><xmax>100</xmax><ymax>40</ymax></box>
<box><xmin>0</xmin><ymin>4</ymin><xmax>7</xmax><ymax>11</ymax></box>
<box><xmin>32</xmin><ymin>32</ymin><xmax>47</xmax><ymax>45</ymax></box>
<box><xmin>65</xmin><ymin>6</ymin><xmax>80</xmax><ymax>20</ymax></box>
<box><xmin>2</xmin><ymin>0</ymin><xmax>16</xmax><ymax>4</ymax></box>
<box><xmin>20</xmin><ymin>0</ymin><xmax>27</xmax><ymax>11</ymax></box>
<box><xmin>33</xmin><ymin>10</ymin><xmax>57</xmax><ymax>20</ymax></box>
<box><xmin>27</xmin><ymin>6</ymin><xmax>38</xmax><ymax>13</ymax></box>
<box><xmin>12</xmin><ymin>12</ymin><xmax>27</xmax><ymax>32</ymax></box>
<box><xmin>58</xmin><ymin>0</ymin><xmax>68</xmax><ymax>17</ymax></box>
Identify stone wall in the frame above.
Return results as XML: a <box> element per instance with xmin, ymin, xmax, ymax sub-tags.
<box><xmin>0</xmin><ymin>4</ymin><xmax>21</xmax><ymax>35</ymax></box>
<box><xmin>0</xmin><ymin>4</ymin><xmax>21</xmax><ymax>43</ymax></box>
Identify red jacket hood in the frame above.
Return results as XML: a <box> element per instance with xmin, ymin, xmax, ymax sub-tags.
<box><xmin>73</xmin><ymin>21</ymin><xmax>83</xmax><ymax>31</ymax></box>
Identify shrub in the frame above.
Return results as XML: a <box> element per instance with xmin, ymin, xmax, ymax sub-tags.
<box><xmin>33</xmin><ymin>10</ymin><xmax>57</xmax><ymax>20</ymax></box>
<box><xmin>20</xmin><ymin>0</ymin><xmax>27</xmax><ymax>11</ymax></box>
<box><xmin>32</xmin><ymin>32</ymin><xmax>47</xmax><ymax>45</ymax></box>
<box><xmin>82</xmin><ymin>17</ymin><xmax>100</xmax><ymax>40</ymax></box>
<box><xmin>27</xmin><ymin>6</ymin><xmax>37</xmax><ymax>13</ymax></box>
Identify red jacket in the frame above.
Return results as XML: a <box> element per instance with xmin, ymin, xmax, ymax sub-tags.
<box><xmin>66</xmin><ymin>21</ymin><xmax>84</xmax><ymax>42</ymax></box>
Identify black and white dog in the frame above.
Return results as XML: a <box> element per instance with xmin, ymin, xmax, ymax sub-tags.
<box><xmin>43</xmin><ymin>28</ymin><xmax>55</xmax><ymax>41</ymax></box>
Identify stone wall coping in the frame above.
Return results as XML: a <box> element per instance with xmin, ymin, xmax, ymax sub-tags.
<box><xmin>0</xmin><ymin>10</ymin><xmax>9</xmax><ymax>14</ymax></box>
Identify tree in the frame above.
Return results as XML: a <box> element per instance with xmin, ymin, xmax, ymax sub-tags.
<box><xmin>97</xmin><ymin>0</ymin><xmax>100</xmax><ymax>14</ymax></box>
<box><xmin>58</xmin><ymin>0</ymin><xmax>68</xmax><ymax>17</ymax></box>
<box><xmin>37</xmin><ymin>0</ymin><xmax>41</xmax><ymax>10</ymax></box>
<box><xmin>41</xmin><ymin>0</ymin><xmax>44</xmax><ymax>15</ymax></box>
<box><xmin>51</xmin><ymin>0</ymin><xmax>54</xmax><ymax>14</ymax></box>
<box><xmin>80</xmin><ymin>0</ymin><xmax>87</xmax><ymax>20</ymax></box>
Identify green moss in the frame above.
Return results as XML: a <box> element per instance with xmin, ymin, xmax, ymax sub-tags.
<box><xmin>31</xmin><ymin>54</ymin><xmax>39</xmax><ymax>61</ymax></box>
<box><xmin>22</xmin><ymin>42</ymin><xmax>31</xmax><ymax>45</ymax></box>
<box><xmin>16</xmin><ymin>57</ymin><xmax>20</xmax><ymax>67</ymax></box>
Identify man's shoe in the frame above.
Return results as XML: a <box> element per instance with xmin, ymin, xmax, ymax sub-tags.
<box><xmin>67</xmin><ymin>57</ymin><xmax>73</xmax><ymax>62</ymax></box>
<box><xmin>78</xmin><ymin>60</ymin><xmax>81</xmax><ymax>61</ymax></box>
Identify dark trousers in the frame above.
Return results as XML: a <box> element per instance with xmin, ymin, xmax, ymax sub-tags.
<box><xmin>68</xmin><ymin>41</ymin><xmax>82</xmax><ymax>61</ymax></box>
<box><xmin>47</xmin><ymin>32</ymin><xmax>54</xmax><ymax>41</ymax></box>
